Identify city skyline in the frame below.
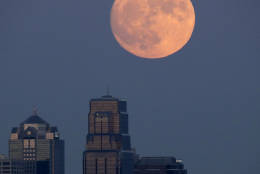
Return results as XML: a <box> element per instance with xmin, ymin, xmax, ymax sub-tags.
<box><xmin>1</xmin><ymin>94</ymin><xmax>188</xmax><ymax>174</ymax></box>
<box><xmin>0</xmin><ymin>0</ymin><xmax>259</xmax><ymax>174</ymax></box>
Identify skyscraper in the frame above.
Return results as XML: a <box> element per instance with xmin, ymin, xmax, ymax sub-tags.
<box><xmin>83</xmin><ymin>94</ymin><xmax>135</xmax><ymax>174</ymax></box>
<box><xmin>9</xmin><ymin>110</ymin><xmax>64</xmax><ymax>174</ymax></box>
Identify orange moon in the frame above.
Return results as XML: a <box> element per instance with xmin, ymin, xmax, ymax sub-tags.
<box><xmin>110</xmin><ymin>0</ymin><xmax>195</xmax><ymax>59</ymax></box>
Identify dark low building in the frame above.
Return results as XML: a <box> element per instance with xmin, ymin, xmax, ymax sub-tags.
<box><xmin>134</xmin><ymin>157</ymin><xmax>187</xmax><ymax>174</ymax></box>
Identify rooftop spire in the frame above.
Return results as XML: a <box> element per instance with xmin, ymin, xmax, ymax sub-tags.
<box><xmin>102</xmin><ymin>85</ymin><xmax>113</xmax><ymax>98</ymax></box>
<box><xmin>32</xmin><ymin>105</ymin><xmax>38</xmax><ymax>116</ymax></box>
<box><xmin>106</xmin><ymin>85</ymin><xmax>110</xmax><ymax>96</ymax></box>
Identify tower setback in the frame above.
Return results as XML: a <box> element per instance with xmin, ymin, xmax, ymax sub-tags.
<box><xmin>83</xmin><ymin>95</ymin><xmax>135</xmax><ymax>174</ymax></box>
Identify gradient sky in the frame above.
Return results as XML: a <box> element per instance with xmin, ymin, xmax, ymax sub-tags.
<box><xmin>0</xmin><ymin>0</ymin><xmax>259</xmax><ymax>174</ymax></box>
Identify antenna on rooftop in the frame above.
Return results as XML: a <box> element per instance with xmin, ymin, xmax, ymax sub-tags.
<box><xmin>32</xmin><ymin>105</ymin><xmax>38</xmax><ymax>116</ymax></box>
<box><xmin>106</xmin><ymin>85</ymin><xmax>110</xmax><ymax>96</ymax></box>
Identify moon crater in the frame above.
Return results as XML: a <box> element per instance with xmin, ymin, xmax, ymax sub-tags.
<box><xmin>111</xmin><ymin>0</ymin><xmax>195</xmax><ymax>59</ymax></box>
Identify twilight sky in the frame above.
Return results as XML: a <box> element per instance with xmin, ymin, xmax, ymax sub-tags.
<box><xmin>0</xmin><ymin>0</ymin><xmax>259</xmax><ymax>174</ymax></box>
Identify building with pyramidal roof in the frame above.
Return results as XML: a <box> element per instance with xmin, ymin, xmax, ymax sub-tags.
<box><xmin>9</xmin><ymin>110</ymin><xmax>64</xmax><ymax>174</ymax></box>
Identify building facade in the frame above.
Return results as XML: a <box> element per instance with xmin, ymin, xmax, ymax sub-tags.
<box><xmin>8</xmin><ymin>111</ymin><xmax>64</xmax><ymax>174</ymax></box>
<box><xmin>134</xmin><ymin>157</ymin><xmax>187</xmax><ymax>174</ymax></box>
<box><xmin>0</xmin><ymin>154</ymin><xmax>24</xmax><ymax>174</ymax></box>
<box><xmin>83</xmin><ymin>95</ymin><xmax>135</xmax><ymax>174</ymax></box>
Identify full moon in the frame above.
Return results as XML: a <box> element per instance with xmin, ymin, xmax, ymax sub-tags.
<box><xmin>110</xmin><ymin>0</ymin><xmax>195</xmax><ymax>59</ymax></box>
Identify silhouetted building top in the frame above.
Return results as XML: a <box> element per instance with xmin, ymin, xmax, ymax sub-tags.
<box><xmin>91</xmin><ymin>94</ymin><xmax>120</xmax><ymax>101</ymax></box>
<box><xmin>21</xmin><ymin>114</ymin><xmax>49</xmax><ymax>125</ymax></box>
<box><xmin>134</xmin><ymin>157</ymin><xmax>187</xmax><ymax>174</ymax></box>
<box><xmin>136</xmin><ymin>157</ymin><xmax>177</xmax><ymax>166</ymax></box>
<box><xmin>0</xmin><ymin>154</ymin><xmax>8</xmax><ymax>160</ymax></box>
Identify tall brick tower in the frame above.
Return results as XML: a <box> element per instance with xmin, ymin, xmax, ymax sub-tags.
<box><xmin>83</xmin><ymin>94</ymin><xmax>134</xmax><ymax>174</ymax></box>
